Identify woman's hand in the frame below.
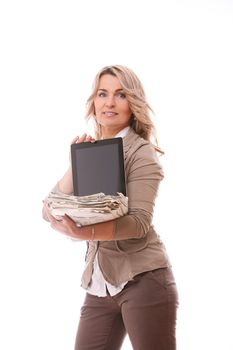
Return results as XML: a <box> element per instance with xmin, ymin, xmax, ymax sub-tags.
<box><xmin>43</xmin><ymin>202</ymin><xmax>81</xmax><ymax>239</ymax></box>
<box><xmin>71</xmin><ymin>133</ymin><xmax>96</xmax><ymax>145</ymax></box>
<box><xmin>44</xmin><ymin>202</ymin><xmax>116</xmax><ymax>241</ymax></box>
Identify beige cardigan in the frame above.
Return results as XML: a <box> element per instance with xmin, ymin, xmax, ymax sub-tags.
<box><xmin>81</xmin><ymin>129</ymin><xmax>171</xmax><ymax>288</ymax></box>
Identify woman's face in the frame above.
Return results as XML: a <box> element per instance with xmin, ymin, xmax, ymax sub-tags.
<box><xmin>94</xmin><ymin>74</ymin><xmax>132</xmax><ymax>137</ymax></box>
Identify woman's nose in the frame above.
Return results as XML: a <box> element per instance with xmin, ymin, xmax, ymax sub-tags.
<box><xmin>105</xmin><ymin>95</ymin><xmax>115</xmax><ymax>107</ymax></box>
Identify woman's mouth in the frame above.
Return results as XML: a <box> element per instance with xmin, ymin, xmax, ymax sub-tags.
<box><xmin>103</xmin><ymin>112</ymin><xmax>118</xmax><ymax>117</ymax></box>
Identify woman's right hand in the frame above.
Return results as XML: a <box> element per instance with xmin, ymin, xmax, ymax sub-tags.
<box><xmin>71</xmin><ymin>133</ymin><xmax>96</xmax><ymax>145</ymax></box>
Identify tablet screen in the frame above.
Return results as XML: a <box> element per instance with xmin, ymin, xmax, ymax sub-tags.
<box><xmin>71</xmin><ymin>138</ymin><xmax>126</xmax><ymax>196</ymax></box>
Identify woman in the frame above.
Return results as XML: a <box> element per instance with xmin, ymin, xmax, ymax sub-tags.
<box><xmin>43</xmin><ymin>65</ymin><xmax>179</xmax><ymax>350</ymax></box>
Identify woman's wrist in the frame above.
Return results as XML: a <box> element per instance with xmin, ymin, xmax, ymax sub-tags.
<box><xmin>72</xmin><ymin>220</ymin><xmax>115</xmax><ymax>241</ymax></box>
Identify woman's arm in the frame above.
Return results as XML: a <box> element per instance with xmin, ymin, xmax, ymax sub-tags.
<box><xmin>44</xmin><ymin>143</ymin><xmax>164</xmax><ymax>240</ymax></box>
<box><xmin>58</xmin><ymin>166</ymin><xmax>73</xmax><ymax>194</ymax></box>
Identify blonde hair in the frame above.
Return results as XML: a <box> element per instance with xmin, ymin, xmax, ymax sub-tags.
<box><xmin>85</xmin><ymin>65</ymin><xmax>164</xmax><ymax>154</ymax></box>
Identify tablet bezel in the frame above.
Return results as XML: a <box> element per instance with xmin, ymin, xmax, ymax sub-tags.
<box><xmin>71</xmin><ymin>137</ymin><xmax>126</xmax><ymax>197</ymax></box>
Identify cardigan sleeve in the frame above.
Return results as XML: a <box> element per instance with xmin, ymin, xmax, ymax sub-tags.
<box><xmin>113</xmin><ymin>143</ymin><xmax>164</xmax><ymax>240</ymax></box>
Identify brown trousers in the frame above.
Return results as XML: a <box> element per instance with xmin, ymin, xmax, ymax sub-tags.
<box><xmin>75</xmin><ymin>267</ymin><xmax>179</xmax><ymax>350</ymax></box>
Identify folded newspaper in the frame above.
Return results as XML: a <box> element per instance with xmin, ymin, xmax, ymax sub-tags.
<box><xmin>45</xmin><ymin>192</ymin><xmax>128</xmax><ymax>226</ymax></box>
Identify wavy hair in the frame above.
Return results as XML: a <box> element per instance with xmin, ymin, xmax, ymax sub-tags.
<box><xmin>85</xmin><ymin>65</ymin><xmax>164</xmax><ymax>154</ymax></box>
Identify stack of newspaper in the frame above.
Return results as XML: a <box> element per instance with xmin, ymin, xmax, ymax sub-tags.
<box><xmin>45</xmin><ymin>192</ymin><xmax>128</xmax><ymax>226</ymax></box>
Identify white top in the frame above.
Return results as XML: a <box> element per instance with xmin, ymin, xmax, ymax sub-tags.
<box><xmin>86</xmin><ymin>126</ymin><xmax>130</xmax><ymax>297</ymax></box>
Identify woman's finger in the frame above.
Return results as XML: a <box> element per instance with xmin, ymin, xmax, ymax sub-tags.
<box><xmin>78</xmin><ymin>133</ymin><xmax>87</xmax><ymax>143</ymax></box>
<box><xmin>71</xmin><ymin>133</ymin><xmax>87</xmax><ymax>144</ymax></box>
<box><xmin>84</xmin><ymin>135</ymin><xmax>93</xmax><ymax>142</ymax></box>
<box><xmin>85</xmin><ymin>135</ymin><xmax>96</xmax><ymax>143</ymax></box>
<box><xmin>71</xmin><ymin>133</ymin><xmax>96</xmax><ymax>145</ymax></box>
<box><xmin>71</xmin><ymin>135</ymin><xmax>80</xmax><ymax>144</ymax></box>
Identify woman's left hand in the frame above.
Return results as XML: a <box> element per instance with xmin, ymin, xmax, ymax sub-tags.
<box><xmin>43</xmin><ymin>203</ymin><xmax>80</xmax><ymax>239</ymax></box>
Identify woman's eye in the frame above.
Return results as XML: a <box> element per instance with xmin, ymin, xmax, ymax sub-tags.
<box><xmin>98</xmin><ymin>92</ymin><xmax>106</xmax><ymax>97</ymax></box>
<box><xmin>117</xmin><ymin>93</ymin><xmax>126</xmax><ymax>99</ymax></box>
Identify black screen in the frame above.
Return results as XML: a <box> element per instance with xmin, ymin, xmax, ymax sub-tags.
<box><xmin>71</xmin><ymin>138</ymin><xmax>126</xmax><ymax>196</ymax></box>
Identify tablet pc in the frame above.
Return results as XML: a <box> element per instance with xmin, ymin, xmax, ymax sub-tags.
<box><xmin>71</xmin><ymin>137</ymin><xmax>126</xmax><ymax>196</ymax></box>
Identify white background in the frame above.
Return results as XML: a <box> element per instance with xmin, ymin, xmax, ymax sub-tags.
<box><xmin>0</xmin><ymin>0</ymin><xmax>233</xmax><ymax>349</ymax></box>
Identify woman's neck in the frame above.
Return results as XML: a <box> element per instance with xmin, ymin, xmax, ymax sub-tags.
<box><xmin>101</xmin><ymin>126</ymin><xmax>129</xmax><ymax>139</ymax></box>
<box><xmin>101</xmin><ymin>129</ymin><xmax>120</xmax><ymax>139</ymax></box>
